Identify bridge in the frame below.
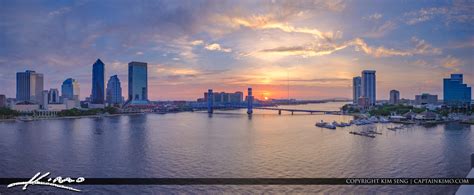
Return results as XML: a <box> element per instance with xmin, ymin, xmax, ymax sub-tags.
<box><xmin>195</xmin><ymin>88</ymin><xmax>342</xmax><ymax>115</ymax></box>
<box><xmin>254</xmin><ymin>107</ymin><xmax>340</xmax><ymax>115</ymax></box>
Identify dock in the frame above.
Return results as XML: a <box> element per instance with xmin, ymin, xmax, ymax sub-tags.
<box><xmin>456</xmin><ymin>154</ymin><xmax>474</xmax><ymax>195</ymax></box>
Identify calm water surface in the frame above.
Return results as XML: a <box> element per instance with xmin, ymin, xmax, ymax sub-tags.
<box><xmin>0</xmin><ymin>102</ymin><xmax>472</xmax><ymax>194</ymax></box>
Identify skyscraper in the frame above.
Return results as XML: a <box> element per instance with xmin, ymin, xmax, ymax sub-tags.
<box><xmin>352</xmin><ymin>76</ymin><xmax>361</xmax><ymax>104</ymax></box>
<box><xmin>61</xmin><ymin>78</ymin><xmax>80</xmax><ymax>101</ymax></box>
<box><xmin>91</xmin><ymin>59</ymin><xmax>105</xmax><ymax>104</ymax></box>
<box><xmin>127</xmin><ymin>61</ymin><xmax>148</xmax><ymax>104</ymax></box>
<box><xmin>389</xmin><ymin>90</ymin><xmax>400</xmax><ymax>105</ymax></box>
<box><xmin>0</xmin><ymin>95</ymin><xmax>6</xmax><ymax>108</ymax></box>
<box><xmin>106</xmin><ymin>75</ymin><xmax>123</xmax><ymax>105</ymax></box>
<box><xmin>443</xmin><ymin>74</ymin><xmax>471</xmax><ymax>106</ymax></box>
<box><xmin>48</xmin><ymin>88</ymin><xmax>60</xmax><ymax>104</ymax></box>
<box><xmin>361</xmin><ymin>70</ymin><xmax>376</xmax><ymax>106</ymax></box>
<box><xmin>16</xmin><ymin>70</ymin><xmax>44</xmax><ymax>104</ymax></box>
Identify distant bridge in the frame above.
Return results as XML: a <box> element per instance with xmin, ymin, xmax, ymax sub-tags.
<box><xmin>254</xmin><ymin>107</ymin><xmax>341</xmax><ymax>115</ymax></box>
<box><xmin>192</xmin><ymin>88</ymin><xmax>342</xmax><ymax>115</ymax></box>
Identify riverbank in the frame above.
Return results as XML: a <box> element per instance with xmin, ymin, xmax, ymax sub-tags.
<box><xmin>1</xmin><ymin>112</ymin><xmax>145</xmax><ymax>123</ymax></box>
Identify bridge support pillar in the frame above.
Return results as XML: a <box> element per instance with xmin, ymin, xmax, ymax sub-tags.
<box><xmin>247</xmin><ymin>87</ymin><xmax>253</xmax><ymax>115</ymax></box>
<box><xmin>207</xmin><ymin>89</ymin><xmax>213</xmax><ymax>114</ymax></box>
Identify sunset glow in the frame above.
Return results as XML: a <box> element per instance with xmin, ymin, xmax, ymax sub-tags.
<box><xmin>0</xmin><ymin>1</ymin><xmax>472</xmax><ymax>100</ymax></box>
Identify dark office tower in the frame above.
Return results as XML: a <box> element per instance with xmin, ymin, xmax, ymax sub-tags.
<box><xmin>106</xmin><ymin>75</ymin><xmax>123</xmax><ymax>105</ymax></box>
<box><xmin>16</xmin><ymin>70</ymin><xmax>44</xmax><ymax>103</ymax></box>
<box><xmin>352</xmin><ymin>76</ymin><xmax>361</xmax><ymax>104</ymax></box>
<box><xmin>91</xmin><ymin>59</ymin><xmax>105</xmax><ymax>104</ymax></box>
<box><xmin>128</xmin><ymin>61</ymin><xmax>148</xmax><ymax>104</ymax></box>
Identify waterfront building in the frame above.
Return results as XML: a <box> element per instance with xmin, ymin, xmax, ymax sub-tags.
<box><xmin>61</xmin><ymin>78</ymin><xmax>80</xmax><ymax>104</ymax></box>
<box><xmin>11</xmin><ymin>102</ymin><xmax>40</xmax><ymax>112</ymax></box>
<box><xmin>41</xmin><ymin>90</ymin><xmax>48</xmax><ymax>109</ymax></box>
<box><xmin>0</xmin><ymin>95</ymin><xmax>6</xmax><ymax>108</ymax></box>
<box><xmin>127</xmin><ymin>61</ymin><xmax>148</xmax><ymax>105</ymax></box>
<box><xmin>353</xmin><ymin>76</ymin><xmax>361</xmax><ymax>104</ymax></box>
<box><xmin>443</xmin><ymin>74</ymin><xmax>471</xmax><ymax>107</ymax></box>
<box><xmin>48</xmin><ymin>88</ymin><xmax>60</xmax><ymax>104</ymax></box>
<box><xmin>361</xmin><ymin>70</ymin><xmax>376</xmax><ymax>106</ymax></box>
<box><xmin>16</xmin><ymin>70</ymin><xmax>44</xmax><ymax>104</ymax></box>
<box><xmin>106</xmin><ymin>75</ymin><xmax>123</xmax><ymax>106</ymax></box>
<box><xmin>203</xmin><ymin>91</ymin><xmax>243</xmax><ymax>104</ymax></box>
<box><xmin>358</xmin><ymin>96</ymin><xmax>370</xmax><ymax>110</ymax></box>
<box><xmin>415</xmin><ymin>93</ymin><xmax>438</xmax><ymax>105</ymax></box>
<box><xmin>91</xmin><ymin>59</ymin><xmax>105</xmax><ymax>104</ymax></box>
<box><xmin>389</xmin><ymin>90</ymin><xmax>400</xmax><ymax>105</ymax></box>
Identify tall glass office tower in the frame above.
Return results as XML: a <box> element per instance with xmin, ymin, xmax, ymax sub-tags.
<box><xmin>443</xmin><ymin>74</ymin><xmax>471</xmax><ymax>107</ymax></box>
<box><xmin>91</xmin><ymin>59</ymin><xmax>105</xmax><ymax>104</ymax></box>
<box><xmin>16</xmin><ymin>70</ymin><xmax>44</xmax><ymax>104</ymax></box>
<box><xmin>352</xmin><ymin>76</ymin><xmax>361</xmax><ymax>104</ymax></box>
<box><xmin>106</xmin><ymin>75</ymin><xmax>123</xmax><ymax>105</ymax></box>
<box><xmin>127</xmin><ymin>61</ymin><xmax>148</xmax><ymax>104</ymax></box>
<box><xmin>361</xmin><ymin>70</ymin><xmax>376</xmax><ymax>106</ymax></box>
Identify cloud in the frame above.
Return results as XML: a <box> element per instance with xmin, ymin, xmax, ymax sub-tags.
<box><xmin>410</xmin><ymin>37</ymin><xmax>442</xmax><ymax>55</ymax></box>
<box><xmin>404</xmin><ymin>7</ymin><xmax>448</xmax><ymax>25</ymax></box>
<box><xmin>204</xmin><ymin>43</ymin><xmax>232</xmax><ymax>52</ymax></box>
<box><xmin>48</xmin><ymin>7</ymin><xmax>72</xmax><ymax>17</ymax></box>
<box><xmin>442</xmin><ymin>55</ymin><xmax>462</xmax><ymax>69</ymax></box>
<box><xmin>364</xmin><ymin>20</ymin><xmax>397</xmax><ymax>38</ymax></box>
<box><xmin>257</xmin><ymin>37</ymin><xmax>442</xmax><ymax>58</ymax></box>
<box><xmin>135</xmin><ymin>51</ymin><xmax>144</xmax><ymax>55</ymax></box>
<box><xmin>191</xmin><ymin>40</ymin><xmax>204</xmax><ymax>46</ymax></box>
<box><xmin>404</xmin><ymin>1</ymin><xmax>474</xmax><ymax>25</ymax></box>
<box><xmin>225</xmin><ymin>14</ymin><xmax>341</xmax><ymax>41</ymax></box>
<box><xmin>278</xmin><ymin>78</ymin><xmax>351</xmax><ymax>83</ymax></box>
<box><xmin>364</xmin><ymin>13</ymin><xmax>383</xmax><ymax>21</ymax></box>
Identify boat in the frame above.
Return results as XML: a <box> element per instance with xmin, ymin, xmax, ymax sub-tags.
<box><xmin>17</xmin><ymin>116</ymin><xmax>34</xmax><ymax>122</ymax></box>
<box><xmin>379</xmin><ymin>117</ymin><xmax>390</xmax><ymax>123</ymax></box>
<box><xmin>315</xmin><ymin>121</ymin><xmax>327</xmax><ymax>128</ymax></box>
<box><xmin>369</xmin><ymin>116</ymin><xmax>379</xmax><ymax>123</ymax></box>
<box><xmin>332</xmin><ymin>121</ymin><xmax>345</xmax><ymax>127</ymax></box>
<box><xmin>325</xmin><ymin>123</ymin><xmax>336</xmax><ymax>129</ymax></box>
<box><xmin>340</xmin><ymin>122</ymin><xmax>351</xmax><ymax>127</ymax></box>
<box><xmin>315</xmin><ymin>120</ymin><xmax>336</xmax><ymax>129</ymax></box>
<box><xmin>366</xmin><ymin>130</ymin><xmax>382</xmax><ymax>135</ymax></box>
<box><xmin>349</xmin><ymin>131</ymin><xmax>376</xmax><ymax>138</ymax></box>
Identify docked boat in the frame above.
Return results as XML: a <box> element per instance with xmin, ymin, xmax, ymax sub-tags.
<box><xmin>332</xmin><ymin>121</ymin><xmax>345</xmax><ymax>127</ymax></box>
<box><xmin>379</xmin><ymin>117</ymin><xmax>390</xmax><ymax>123</ymax></box>
<box><xmin>349</xmin><ymin>131</ymin><xmax>376</xmax><ymax>138</ymax></box>
<box><xmin>315</xmin><ymin>121</ymin><xmax>327</xmax><ymax>128</ymax></box>
<box><xmin>366</xmin><ymin>130</ymin><xmax>382</xmax><ymax>135</ymax></box>
<box><xmin>340</xmin><ymin>122</ymin><xmax>351</xmax><ymax>127</ymax></box>
<box><xmin>17</xmin><ymin>116</ymin><xmax>34</xmax><ymax>122</ymax></box>
<box><xmin>315</xmin><ymin>120</ymin><xmax>336</xmax><ymax>129</ymax></box>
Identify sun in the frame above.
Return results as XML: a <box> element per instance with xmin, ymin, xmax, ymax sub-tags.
<box><xmin>264</xmin><ymin>96</ymin><xmax>269</xmax><ymax>100</ymax></box>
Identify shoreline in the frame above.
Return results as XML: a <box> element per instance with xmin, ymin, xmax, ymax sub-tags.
<box><xmin>0</xmin><ymin>112</ymin><xmax>145</xmax><ymax>123</ymax></box>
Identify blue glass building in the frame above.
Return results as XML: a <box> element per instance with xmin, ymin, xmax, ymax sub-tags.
<box><xmin>61</xmin><ymin>78</ymin><xmax>80</xmax><ymax>101</ymax></box>
<box><xmin>127</xmin><ymin>61</ymin><xmax>148</xmax><ymax>104</ymax></box>
<box><xmin>361</xmin><ymin>70</ymin><xmax>376</xmax><ymax>106</ymax></box>
<box><xmin>91</xmin><ymin>59</ymin><xmax>105</xmax><ymax>104</ymax></box>
<box><xmin>443</xmin><ymin>74</ymin><xmax>471</xmax><ymax>107</ymax></box>
<box><xmin>106</xmin><ymin>75</ymin><xmax>123</xmax><ymax>105</ymax></box>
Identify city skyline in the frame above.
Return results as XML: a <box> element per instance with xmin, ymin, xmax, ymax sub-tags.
<box><xmin>1</xmin><ymin>1</ymin><xmax>473</xmax><ymax>100</ymax></box>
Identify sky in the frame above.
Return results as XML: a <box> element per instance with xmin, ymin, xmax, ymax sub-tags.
<box><xmin>0</xmin><ymin>0</ymin><xmax>473</xmax><ymax>101</ymax></box>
